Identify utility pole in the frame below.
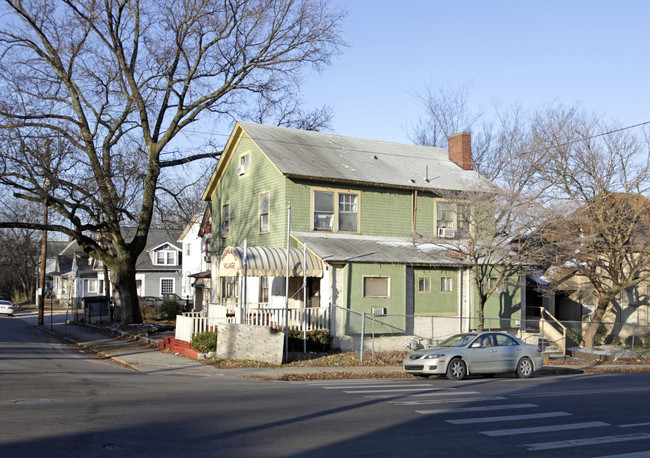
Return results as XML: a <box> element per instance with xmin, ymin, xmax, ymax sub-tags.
<box><xmin>38</xmin><ymin>198</ymin><xmax>48</xmax><ymax>326</ymax></box>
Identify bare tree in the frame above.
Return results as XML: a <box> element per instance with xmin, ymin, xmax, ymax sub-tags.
<box><xmin>408</xmin><ymin>81</ymin><xmax>494</xmax><ymax>176</ymax></box>
<box><xmin>530</xmin><ymin>106</ymin><xmax>650</xmax><ymax>327</ymax></box>
<box><xmin>0</xmin><ymin>0</ymin><xmax>345</xmax><ymax>325</ymax></box>
<box><xmin>435</xmin><ymin>116</ymin><xmax>550</xmax><ymax>330</ymax></box>
<box><xmin>0</xmin><ymin>199</ymin><xmax>42</xmax><ymax>302</ymax></box>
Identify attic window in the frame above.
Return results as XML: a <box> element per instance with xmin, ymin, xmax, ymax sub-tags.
<box><xmin>155</xmin><ymin>249</ymin><xmax>177</xmax><ymax>266</ymax></box>
<box><xmin>237</xmin><ymin>153</ymin><xmax>250</xmax><ymax>175</ymax></box>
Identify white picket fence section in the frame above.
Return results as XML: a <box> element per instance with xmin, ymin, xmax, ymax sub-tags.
<box><xmin>174</xmin><ymin>306</ymin><xmax>330</xmax><ymax>342</ymax></box>
<box><xmin>175</xmin><ymin>312</ymin><xmax>220</xmax><ymax>342</ymax></box>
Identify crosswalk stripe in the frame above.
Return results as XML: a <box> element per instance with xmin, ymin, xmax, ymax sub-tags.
<box><xmin>368</xmin><ymin>391</ymin><xmax>480</xmax><ymax>399</ymax></box>
<box><xmin>481</xmin><ymin>421</ymin><xmax>609</xmax><ymax>437</ymax></box>
<box><xmin>595</xmin><ymin>450</ymin><xmax>650</xmax><ymax>458</ymax></box>
<box><xmin>447</xmin><ymin>411</ymin><xmax>571</xmax><ymax>425</ymax></box>
<box><xmin>416</xmin><ymin>403</ymin><xmax>538</xmax><ymax>415</ymax></box>
<box><xmin>321</xmin><ymin>384</ymin><xmax>434</xmax><ymax>389</ymax></box>
<box><xmin>522</xmin><ymin>433</ymin><xmax>650</xmax><ymax>451</ymax></box>
<box><xmin>343</xmin><ymin>387</ymin><xmax>444</xmax><ymax>394</ymax></box>
<box><xmin>392</xmin><ymin>396</ymin><xmax>507</xmax><ymax>405</ymax></box>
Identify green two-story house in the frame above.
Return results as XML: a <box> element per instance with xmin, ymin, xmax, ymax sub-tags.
<box><xmin>201</xmin><ymin>121</ymin><xmax>522</xmax><ymax>349</ymax></box>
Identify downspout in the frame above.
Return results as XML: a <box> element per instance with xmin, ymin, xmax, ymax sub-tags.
<box><xmin>412</xmin><ymin>190</ymin><xmax>418</xmax><ymax>247</ymax></box>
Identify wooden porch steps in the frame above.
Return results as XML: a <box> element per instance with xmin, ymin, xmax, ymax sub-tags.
<box><xmin>158</xmin><ymin>336</ymin><xmax>201</xmax><ymax>359</ymax></box>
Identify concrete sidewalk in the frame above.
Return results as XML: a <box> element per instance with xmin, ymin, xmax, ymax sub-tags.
<box><xmin>15</xmin><ymin>309</ymin><xmax>650</xmax><ymax>380</ymax></box>
<box><xmin>16</xmin><ymin>310</ymin><xmax>403</xmax><ymax>380</ymax></box>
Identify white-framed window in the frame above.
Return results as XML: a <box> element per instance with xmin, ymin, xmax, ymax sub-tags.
<box><xmin>418</xmin><ymin>276</ymin><xmax>431</xmax><ymax>293</ymax></box>
<box><xmin>185</xmin><ymin>243</ymin><xmax>191</xmax><ymax>256</ymax></box>
<box><xmin>221</xmin><ymin>203</ymin><xmax>230</xmax><ymax>238</ymax></box>
<box><xmin>259</xmin><ymin>276</ymin><xmax>269</xmax><ymax>303</ymax></box>
<box><xmin>435</xmin><ymin>199</ymin><xmax>474</xmax><ymax>237</ymax></box>
<box><xmin>238</xmin><ymin>152</ymin><xmax>250</xmax><ymax>175</ymax></box>
<box><xmin>259</xmin><ymin>191</ymin><xmax>270</xmax><ymax>233</ymax></box>
<box><xmin>85</xmin><ymin>279</ymin><xmax>98</xmax><ymax>294</ymax></box>
<box><xmin>155</xmin><ymin>249</ymin><xmax>177</xmax><ymax>266</ymax></box>
<box><xmin>363</xmin><ymin>276</ymin><xmax>390</xmax><ymax>298</ymax></box>
<box><xmin>220</xmin><ymin>276</ymin><xmax>237</xmax><ymax>299</ymax></box>
<box><xmin>160</xmin><ymin>278</ymin><xmax>175</xmax><ymax>296</ymax></box>
<box><xmin>489</xmin><ymin>277</ymin><xmax>507</xmax><ymax>293</ymax></box>
<box><xmin>312</xmin><ymin>189</ymin><xmax>359</xmax><ymax>233</ymax></box>
<box><xmin>441</xmin><ymin>276</ymin><xmax>453</xmax><ymax>292</ymax></box>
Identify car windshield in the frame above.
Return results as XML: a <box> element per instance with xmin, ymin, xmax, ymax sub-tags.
<box><xmin>438</xmin><ymin>333</ymin><xmax>477</xmax><ymax>348</ymax></box>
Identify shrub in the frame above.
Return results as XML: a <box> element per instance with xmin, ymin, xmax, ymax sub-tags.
<box><xmin>624</xmin><ymin>335</ymin><xmax>643</xmax><ymax>348</ymax></box>
<box><xmin>286</xmin><ymin>328</ymin><xmax>332</xmax><ymax>352</ymax></box>
<box><xmin>644</xmin><ymin>335</ymin><xmax>650</xmax><ymax>348</ymax></box>
<box><xmin>605</xmin><ymin>335</ymin><xmax>622</xmax><ymax>346</ymax></box>
<box><xmin>160</xmin><ymin>299</ymin><xmax>183</xmax><ymax>321</ymax></box>
<box><xmin>191</xmin><ymin>331</ymin><xmax>218</xmax><ymax>353</ymax></box>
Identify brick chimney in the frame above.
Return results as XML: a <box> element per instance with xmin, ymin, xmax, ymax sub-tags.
<box><xmin>447</xmin><ymin>132</ymin><xmax>472</xmax><ymax>170</ymax></box>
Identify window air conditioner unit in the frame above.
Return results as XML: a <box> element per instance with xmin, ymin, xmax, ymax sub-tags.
<box><xmin>438</xmin><ymin>227</ymin><xmax>455</xmax><ymax>238</ymax></box>
<box><xmin>371</xmin><ymin>307</ymin><xmax>386</xmax><ymax>316</ymax></box>
<box><xmin>237</xmin><ymin>165</ymin><xmax>246</xmax><ymax>175</ymax></box>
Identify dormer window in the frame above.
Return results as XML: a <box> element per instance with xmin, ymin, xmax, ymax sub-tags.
<box><xmin>155</xmin><ymin>249</ymin><xmax>177</xmax><ymax>266</ymax></box>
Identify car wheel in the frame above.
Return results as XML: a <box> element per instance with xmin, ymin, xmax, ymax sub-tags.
<box><xmin>446</xmin><ymin>358</ymin><xmax>466</xmax><ymax>381</ymax></box>
<box><xmin>516</xmin><ymin>357</ymin><xmax>533</xmax><ymax>378</ymax></box>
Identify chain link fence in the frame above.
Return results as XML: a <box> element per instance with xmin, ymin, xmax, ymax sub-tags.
<box><xmin>331</xmin><ymin>306</ymin><xmax>522</xmax><ymax>361</ymax></box>
<box><xmin>332</xmin><ymin>306</ymin><xmax>650</xmax><ymax>361</ymax></box>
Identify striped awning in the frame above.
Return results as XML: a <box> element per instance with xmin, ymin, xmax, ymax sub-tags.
<box><xmin>219</xmin><ymin>246</ymin><xmax>323</xmax><ymax>277</ymax></box>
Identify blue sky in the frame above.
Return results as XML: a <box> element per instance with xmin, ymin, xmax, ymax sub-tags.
<box><xmin>300</xmin><ymin>0</ymin><xmax>650</xmax><ymax>144</ymax></box>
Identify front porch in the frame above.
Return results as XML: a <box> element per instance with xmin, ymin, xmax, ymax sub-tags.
<box><xmin>174</xmin><ymin>303</ymin><xmax>330</xmax><ymax>342</ymax></box>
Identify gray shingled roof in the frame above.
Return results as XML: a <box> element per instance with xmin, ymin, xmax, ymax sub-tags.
<box><xmin>239</xmin><ymin>121</ymin><xmax>494</xmax><ymax>193</ymax></box>
<box><xmin>292</xmin><ymin>232</ymin><xmax>470</xmax><ymax>266</ymax></box>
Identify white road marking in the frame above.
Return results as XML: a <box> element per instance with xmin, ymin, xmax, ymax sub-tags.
<box><xmin>619</xmin><ymin>422</ymin><xmax>650</xmax><ymax>428</ymax></box>
<box><xmin>523</xmin><ymin>433</ymin><xmax>650</xmax><ymax>451</ymax></box>
<box><xmin>321</xmin><ymin>384</ymin><xmax>434</xmax><ymax>390</ymax></box>
<box><xmin>481</xmin><ymin>421</ymin><xmax>610</xmax><ymax>437</ymax></box>
<box><xmin>416</xmin><ymin>403</ymin><xmax>538</xmax><ymax>415</ymax></box>
<box><xmin>343</xmin><ymin>387</ymin><xmax>445</xmax><ymax>394</ymax></box>
<box><xmin>447</xmin><ymin>411</ymin><xmax>572</xmax><ymax>424</ymax></box>
<box><xmin>392</xmin><ymin>396</ymin><xmax>507</xmax><ymax>405</ymax></box>
<box><xmin>369</xmin><ymin>391</ymin><xmax>480</xmax><ymax>399</ymax></box>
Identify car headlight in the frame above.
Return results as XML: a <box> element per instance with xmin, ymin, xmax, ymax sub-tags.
<box><xmin>423</xmin><ymin>354</ymin><xmax>445</xmax><ymax>359</ymax></box>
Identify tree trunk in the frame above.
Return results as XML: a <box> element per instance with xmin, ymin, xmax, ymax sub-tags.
<box><xmin>477</xmin><ymin>294</ymin><xmax>486</xmax><ymax>331</ymax></box>
<box><xmin>111</xmin><ymin>261</ymin><xmax>142</xmax><ymax>326</ymax></box>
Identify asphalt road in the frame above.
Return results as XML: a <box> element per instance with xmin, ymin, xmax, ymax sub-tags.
<box><xmin>1</xmin><ymin>315</ymin><xmax>650</xmax><ymax>457</ymax></box>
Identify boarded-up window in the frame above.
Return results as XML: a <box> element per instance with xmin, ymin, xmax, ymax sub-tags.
<box><xmin>363</xmin><ymin>276</ymin><xmax>390</xmax><ymax>298</ymax></box>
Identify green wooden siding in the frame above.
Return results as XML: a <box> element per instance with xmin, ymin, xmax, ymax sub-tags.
<box><xmin>471</xmin><ymin>274</ymin><xmax>522</xmax><ymax>329</ymax></box>
<box><xmin>413</xmin><ymin>268</ymin><xmax>458</xmax><ymax>315</ymax></box>
<box><xmin>212</xmin><ymin>134</ymin><xmax>288</xmax><ymax>253</ymax></box>
<box><xmin>343</xmin><ymin>263</ymin><xmax>407</xmax><ymax>334</ymax></box>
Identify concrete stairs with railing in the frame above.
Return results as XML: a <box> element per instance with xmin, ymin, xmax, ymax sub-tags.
<box><xmin>158</xmin><ymin>336</ymin><xmax>201</xmax><ymax>359</ymax></box>
<box><xmin>521</xmin><ymin>331</ymin><xmax>568</xmax><ymax>362</ymax></box>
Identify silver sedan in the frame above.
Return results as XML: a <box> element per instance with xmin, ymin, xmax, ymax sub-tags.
<box><xmin>403</xmin><ymin>331</ymin><xmax>543</xmax><ymax>380</ymax></box>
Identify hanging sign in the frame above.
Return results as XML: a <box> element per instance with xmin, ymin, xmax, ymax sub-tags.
<box><xmin>219</xmin><ymin>247</ymin><xmax>241</xmax><ymax>276</ymax></box>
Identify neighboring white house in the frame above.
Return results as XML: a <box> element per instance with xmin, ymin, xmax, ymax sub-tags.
<box><xmin>178</xmin><ymin>205</ymin><xmax>213</xmax><ymax>311</ymax></box>
<box><xmin>179</xmin><ymin>214</ymin><xmax>203</xmax><ymax>299</ymax></box>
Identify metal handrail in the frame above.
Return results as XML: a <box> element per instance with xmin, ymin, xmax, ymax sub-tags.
<box><xmin>540</xmin><ymin>307</ymin><xmax>567</xmax><ymax>355</ymax></box>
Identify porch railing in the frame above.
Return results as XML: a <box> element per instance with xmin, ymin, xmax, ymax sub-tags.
<box><xmin>174</xmin><ymin>306</ymin><xmax>330</xmax><ymax>342</ymax></box>
<box><xmin>539</xmin><ymin>307</ymin><xmax>567</xmax><ymax>355</ymax></box>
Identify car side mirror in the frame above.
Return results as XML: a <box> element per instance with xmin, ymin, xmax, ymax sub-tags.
<box><xmin>470</xmin><ymin>342</ymin><xmax>482</xmax><ymax>348</ymax></box>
